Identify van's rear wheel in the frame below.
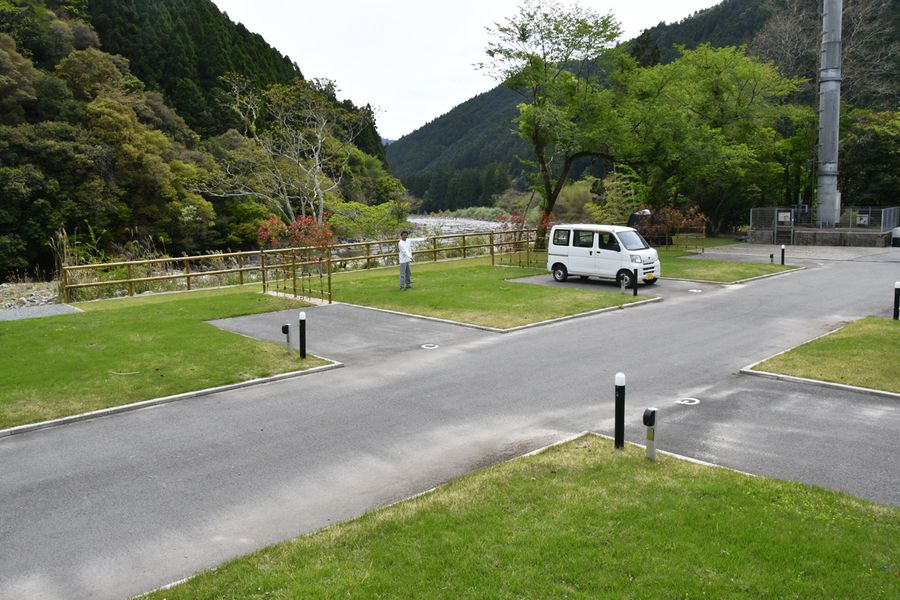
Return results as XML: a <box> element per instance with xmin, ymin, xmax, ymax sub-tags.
<box><xmin>552</xmin><ymin>265</ymin><xmax>568</xmax><ymax>282</ymax></box>
<box><xmin>616</xmin><ymin>269</ymin><xmax>633</xmax><ymax>289</ymax></box>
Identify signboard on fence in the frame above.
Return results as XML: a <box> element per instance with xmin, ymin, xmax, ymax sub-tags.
<box><xmin>777</xmin><ymin>210</ymin><xmax>792</xmax><ymax>225</ymax></box>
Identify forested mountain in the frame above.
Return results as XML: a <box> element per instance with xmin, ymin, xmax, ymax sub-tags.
<box><xmin>640</xmin><ymin>0</ymin><xmax>769</xmax><ymax>64</ymax></box>
<box><xmin>85</xmin><ymin>0</ymin><xmax>300</xmax><ymax>137</ymax></box>
<box><xmin>84</xmin><ymin>0</ymin><xmax>384</xmax><ymax>159</ymax></box>
<box><xmin>0</xmin><ymin>0</ymin><xmax>401</xmax><ymax>277</ymax></box>
<box><xmin>386</xmin><ymin>0</ymin><xmax>898</xmax><ymax>212</ymax></box>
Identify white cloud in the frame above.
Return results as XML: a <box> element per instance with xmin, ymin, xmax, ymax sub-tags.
<box><xmin>211</xmin><ymin>1</ymin><xmax>723</xmax><ymax>139</ymax></box>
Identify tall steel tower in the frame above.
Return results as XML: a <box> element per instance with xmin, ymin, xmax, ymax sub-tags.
<box><xmin>817</xmin><ymin>0</ymin><xmax>842</xmax><ymax>227</ymax></box>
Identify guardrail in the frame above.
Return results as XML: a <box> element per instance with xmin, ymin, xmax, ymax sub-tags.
<box><xmin>62</xmin><ymin>229</ymin><xmax>540</xmax><ymax>303</ymax></box>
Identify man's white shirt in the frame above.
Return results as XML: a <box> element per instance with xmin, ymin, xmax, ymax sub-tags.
<box><xmin>398</xmin><ymin>237</ymin><xmax>425</xmax><ymax>264</ymax></box>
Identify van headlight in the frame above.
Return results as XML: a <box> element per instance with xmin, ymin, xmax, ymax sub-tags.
<box><xmin>630</xmin><ymin>254</ymin><xmax>643</xmax><ymax>264</ymax></box>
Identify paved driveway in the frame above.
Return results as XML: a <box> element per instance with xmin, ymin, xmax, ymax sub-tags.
<box><xmin>2</xmin><ymin>245</ymin><xmax>898</xmax><ymax>599</ymax></box>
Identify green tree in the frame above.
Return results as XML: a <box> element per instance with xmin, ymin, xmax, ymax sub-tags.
<box><xmin>479</xmin><ymin>0</ymin><xmax>623</xmax><ymax>243</ymax></box>
<box><xmin>214</xmin><ymin>75</ymin><xmax>371</xmax><ymax>223</ymax></box>
<box><xmin>0</xmin><ymin>32</ymin><xmax>38</xmax><ymax>124</ymax></box>
<box><xmin>621</xmin><ymin>45</ymin><xmax>799</xmax><ymax>231</ymax></box>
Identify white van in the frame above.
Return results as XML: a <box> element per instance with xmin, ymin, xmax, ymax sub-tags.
<box><xmin>547</xmin><ymin>224</ymin><xmax>661</xmax><ymax>287</ymax></box>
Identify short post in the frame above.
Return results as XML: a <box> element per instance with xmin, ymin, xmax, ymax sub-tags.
<box><xmin>281</xmin><ymin>323</ymin><xmax>291</xmax><ymax>354</ymax></box>
<box><xmin>298</xmin><ymin>311</ymin><xmax>307</xmax><ymax>358</ymax></box>
<box><xmin>643</xmin><ymin>408</ymin><xmax>657</xmax><ymax>462</ymax></box>
<box><xmin>894</xmin><ymin>282</ymin><xmax>899</xmax><ymax>320</ymax></box>
<box><xmin>614</xmin><ymin>372</ymin><xmax>625</xmax><ymax>449</ymax></box>
<box><xmin>780</xmin><ymin>244</ymin><xmax>785</xmax><ymax>265</ymax></box>
<box><xmin>769</xmin><ymin>253</ymin><xmax>774</xmax><ymax>264</ymax></box>
<box><xmin>632</xmin><ymin>268</ymin><xmax>638</xmax><ymax>296</ymax></box>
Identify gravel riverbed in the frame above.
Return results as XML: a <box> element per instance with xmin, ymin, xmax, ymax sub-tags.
<box><xmin>0</xmin><ymin>281</ymin><xmax>59</xmax><ymax>310</ymax></box>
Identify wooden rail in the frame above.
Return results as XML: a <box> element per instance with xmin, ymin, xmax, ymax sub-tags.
<box><xmin>62</xmin><ymin>229</ymin><xmax>539</xmax><ymax>302</ymax></box>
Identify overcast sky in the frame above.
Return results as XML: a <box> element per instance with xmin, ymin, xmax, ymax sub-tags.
<box><xmin>210</xmin><ymin>1</ymin><xmax>723</xmax><ymax>140</ymax></box>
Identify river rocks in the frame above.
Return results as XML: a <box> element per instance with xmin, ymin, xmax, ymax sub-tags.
<box><xmin>0</xmin><ymin>282</ymin><xmax>59</xmax><ymax>309</ymax></box>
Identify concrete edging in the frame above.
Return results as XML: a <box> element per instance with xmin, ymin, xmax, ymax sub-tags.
<box><xmin>740</xmin><ymin>327</ymin><xmax>900</xmax><ymax>400</ymax></box>
<box><xmin>333</xmin><ymin>296</ymin><xmax>663</xmax><ymax>333</ymax></box>
<box><xmin>0</xmin><ymin>362</ymin><xmax>344</xmax><ymax>439</ymax></box>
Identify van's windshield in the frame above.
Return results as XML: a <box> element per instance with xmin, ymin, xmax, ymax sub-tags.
<box><xmin>617</xmin><ymin>230</ymin><xmax>650</xmax><ymax>250</ymax></box>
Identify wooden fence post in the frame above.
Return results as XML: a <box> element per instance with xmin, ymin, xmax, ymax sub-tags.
<box><xmin>327</xmin><ymin>253</ymin><xmax>333</xmax><ymax>304</ymax></box>
<box><xmin>62</xmin><ymin>266</ymin><xmax>71</xmax><ymax>303</ymax></box>
<box><xmin>490</xmin><ymin>232</ymin><xmax>495</xmax><ymax>266</ymax></box>
<box><xmin>184</xmin><ymin>258</ymin><xmax>191</xmax><ymax>290</ymax></box>
<box><xmin>291</xmin><ymin>249</ymin><xmax>297</xmax><ymax>297</ymax></box>
<box><xmin>261</xmin><ymin>251</ymin><xmax>267</xmax><ymax>292</ymax></box>
<box><xmin>238</xmin><ymin>255</ymin><xmax>244</xmax><ymax>286</ymax></box>
<box><xmin>127</xmin><ymin>263</ymin><xmax>134</xmax><ymax>297</ymax></box>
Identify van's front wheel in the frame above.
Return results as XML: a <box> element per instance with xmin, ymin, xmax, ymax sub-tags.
<box><xmin>552</xmin><ymin>265</ymin><xmax>568</xmax><ymax>282</ymax></box>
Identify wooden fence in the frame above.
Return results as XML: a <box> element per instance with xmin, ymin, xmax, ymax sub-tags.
<box><xmin>62</xmin><ymin>229</ymin><xmax>540</xmax><ymax>303</ymax></box>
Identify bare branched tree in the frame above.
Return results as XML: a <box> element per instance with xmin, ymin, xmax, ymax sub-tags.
<box><xmin>206</xmin><ymin>75</ymin><xmax>370</xmax><ymax>222</ymax></box>
<box><xmin>750</xmin><ymin>0</ymin><xmax>898</xmax><ymax>108</ymax></box>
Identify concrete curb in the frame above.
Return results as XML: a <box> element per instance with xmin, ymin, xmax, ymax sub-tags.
<box><xmin>740</xmin><ymin>327</ymin><xmax>900</xmax><ymax>400</ymax></box>
<box><xmin>738</xmin><ymin>367</ymin><xmax>900</xmax><ymax>400</ymax></box>
<box><xmin>332</xmin><ymin>296</ymin><xmax>663</xmax><ymax>334</ymax></box>
<box><xmin>664</xmin><ymin>265</ymin><xmax>805</xmax><ymax>286</ymax></box>
<box><xmin>0</xmin><ymin>362</ymin><xmax>344</xmax><ymax>439</ymax></box>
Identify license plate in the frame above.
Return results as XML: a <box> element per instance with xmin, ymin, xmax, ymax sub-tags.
<box><xmin>645</xmin><ymin>274</ymin><xmax>655</xmax><ymax>281</ymax></box>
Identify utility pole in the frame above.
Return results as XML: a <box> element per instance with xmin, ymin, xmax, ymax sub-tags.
<box><xmin>816</xmin><ymin>0</ymin><xmax>842</xmax><ymax>227</ymax></box>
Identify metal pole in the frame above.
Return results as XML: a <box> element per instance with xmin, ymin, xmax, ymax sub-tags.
<box><xmin>781</xmin><ymin>245</ymin><xmax>785</xmax><ymax>265</ymax></box>
<box><xmin>632</xmin><ymin>268</ymin><xmax>638</xmax><ymax>296</ymax></box>
<box><xmin>816</xmin><ymin>0</ymin><xmax>843</xmax><ymax>227</ymax></box>
<box><xmin>643</xmin><ymin>408</ymin><xmax>657</xmax><ymax>462</ymax></box>
<box><xmin>614</xmin><ymin>372</ymin><xmax>625</xmax><ymax>449</ymax></box>
<box><xmin>281</xmin><ymin>324</ymin><xmax>291</xmax><ymax>354</ymax></box>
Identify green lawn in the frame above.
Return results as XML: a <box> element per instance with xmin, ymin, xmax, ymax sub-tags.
<box><xmin>0</xmin><ymin>289</ymin><xmax>329</xmax><ymax>429</ymax></box>
<box><xmin>332</xmin><ymin>259</ymin><xmax>647</xmax><ymax>328</ymax></box>
<box><xmin>140</xmin><ymin>434</ymin><xmax>900</xmax><ymax>599</ymax></box>
<box><xmin>659</xmin><ymin>247</ymin><xmax>797</xmax><ymax>282</ymax></box>
<box><xmin>754</xmin><ymin>316</ymin><xmax>900</xmax><ymax>393</ymax></box>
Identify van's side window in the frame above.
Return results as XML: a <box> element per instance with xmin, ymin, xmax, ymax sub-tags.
<box><xmin>573</xmin><ymin>230</ymin><xmax>594</xmax><ymax>248</ymax></box>
<box><xmin>552</xmin><ymin>229</ymin><xmax>570</xmax><ymax>246</ymax></box>
<box><xmin>599</xmin><ymin>233</ymin><xmax>620</xmax><ymax>251</ymax></box>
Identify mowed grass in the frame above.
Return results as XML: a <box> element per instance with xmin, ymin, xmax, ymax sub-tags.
<box><xmin>659</xmin><ymin>246</ymin><xmax>797</xmax><ymax>282</ymax></box>
<box><xmin>0</xmin><ymin>289</ymin><xmax>329</xmax><ymax>429</ymax></box>
<box><xmin>141</xmin><ymin>434</ymin><xmax>900</xmax><ymax>599</ymax></box>
<box><xmin>331</xmin><ymin>259</ymin><xmax>647</xmax><ymax>328</ymax></box>
<box><xmin>754</xmin><ymin>316</ymin><xmax>900</xmax><ymax>393</ymax></box>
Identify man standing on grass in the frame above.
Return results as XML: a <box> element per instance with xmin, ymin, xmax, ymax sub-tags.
<box><xmin>398</xmin><ymin>230</ymin><xmax>428</xmax><ymax>290</ymax></box>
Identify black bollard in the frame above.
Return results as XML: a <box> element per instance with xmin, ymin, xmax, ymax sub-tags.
<box><xmin>770</xmin><ymin>253</ymin><xmax>774</xmax><ymax>264</ymax></box>
<box><xmin>781</xmin><ymin>245</ymin><xmax>785</xmax><ymax>265</ymax></box>
<box><xmin>632</xmin><ymin>268</ymin><xmax>638</xmax><ymax>296</ymax></box>
<box><xmin>894</xmin><ymin>283</ymin><xmax>899</xmax><ymax>320</ymax></box>
<box><xmin>298</xmin><ymin>311</ymin><xmax>307</xmax><ymax>358</ymax></box>
<box><xmin>615</xmin><ymin>372</ymin><xmax>625</xmax><ymax>449</ymax></box>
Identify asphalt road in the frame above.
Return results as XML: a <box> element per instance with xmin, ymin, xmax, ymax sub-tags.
<box><xmin>1</xmin><ymin>245</ymin><xmax>898</xmax><ymax>599</ymax></box>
